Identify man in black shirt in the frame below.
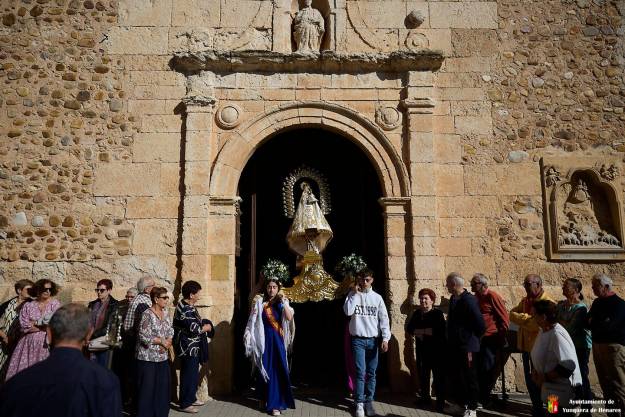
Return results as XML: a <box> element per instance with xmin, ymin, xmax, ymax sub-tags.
<box><xmin>589</xmin><ymin>273</ymin><xmax>625</xmax><ymax>417</ymax></box>
<box><xmin>0</xmin><ymin>304</ymin><xmax>122</xmax><ymax>417</ymax></box>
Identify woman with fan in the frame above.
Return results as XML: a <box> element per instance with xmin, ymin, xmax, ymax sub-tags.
<box><xmin>244</xmin><ymin>260</ymin><xmax>295</xmax><ymax>416</ymax></box>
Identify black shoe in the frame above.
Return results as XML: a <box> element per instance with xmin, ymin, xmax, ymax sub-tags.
<box><xmin>415</xmin><ymin>397</ymin><xmax>432</xmax><ymax>407</ymax></box>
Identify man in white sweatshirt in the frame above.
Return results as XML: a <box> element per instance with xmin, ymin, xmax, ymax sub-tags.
<box><xmin>343</xmin><ymin>269</ymin><xmax>391</xmax><ymax>417</ymax></box>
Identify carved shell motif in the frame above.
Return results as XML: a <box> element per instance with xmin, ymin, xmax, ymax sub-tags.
<box><xmin>282</xmin><ymin>165</ymin><xmax>331</xmax><ymax>218</ymax></box>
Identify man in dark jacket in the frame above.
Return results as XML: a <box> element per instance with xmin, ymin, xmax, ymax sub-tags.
<box><xmin>446</xmin><ymin>272</ymin><xmax>486</xmax><ymax>417</ymax></box>
<box><xmin>0</xmin><ymin>303</ymin><xmax>122</xmax><ymax>417</ymax></box>
<box><xmin>589</xmin><ymin>273</ymin><xmax>625</xmax><ymax>417</ymax></box>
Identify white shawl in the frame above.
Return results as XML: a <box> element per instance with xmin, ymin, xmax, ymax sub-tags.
<box><xmin>243</xmin><ymin>295</ymin><xmax>295</xmax><ymax>382</ymax></box>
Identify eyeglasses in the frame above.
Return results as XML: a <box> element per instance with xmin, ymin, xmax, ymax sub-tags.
<box><xmin>42</xmin><ymin>287</ymin><xmax>52</xmax><ymax>293</ymax></box>
<box><xmin>95</xmin><ymin>288</ymin><xmax>108</xmax><ymax>293</ymax></box>
<box><xmin>157</xmin><ymin>296</ymin><xmax>169</xmax><ymax>300</ymax></box>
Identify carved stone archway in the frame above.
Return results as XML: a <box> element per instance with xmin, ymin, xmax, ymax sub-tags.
<box><xmin>194</xmin><ymin>100</ymin><xmax>415</xmax><ymax>393</ymax></box>
<box><xmin>209</xmin><ymin>101</ymin><xmax>410</xmax><ymax>199</ymax></box>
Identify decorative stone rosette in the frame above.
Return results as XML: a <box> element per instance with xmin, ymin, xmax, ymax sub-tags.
<box><xmin>215</xmin><ymin>103</ymin><xmax>243</xmax><ymax>129</ymax></box>
<box><xmin>375</xmin><ymin>105</ymin><xmax>402</xmax><ymax>130</ymax></box>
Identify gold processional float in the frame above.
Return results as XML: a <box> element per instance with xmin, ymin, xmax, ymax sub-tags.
<box><xmin>278</xmin><ymin>166</ymin><xmax>361</xmax><ymax>303</ymax></box>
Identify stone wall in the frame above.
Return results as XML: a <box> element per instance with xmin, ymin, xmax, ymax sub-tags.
<box><xmin>1</xmin><ymin>0</ymin><xmax>624</xmax><ymax>395</ymax></box>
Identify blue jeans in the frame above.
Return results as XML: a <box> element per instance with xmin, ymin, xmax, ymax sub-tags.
<box><xmin>351</xmin><ymin>337</ymin><xmax>379</xmax><ymax>404</ymax></box>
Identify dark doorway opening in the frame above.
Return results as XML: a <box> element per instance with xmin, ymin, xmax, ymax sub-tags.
<box><xmin>233</xmin><ymin>127</ymin><xmax>386</xmax><ymax>394</ymax></box>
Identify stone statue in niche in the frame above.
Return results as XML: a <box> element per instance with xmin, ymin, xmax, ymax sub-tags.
<box><xmin>293</xmin><ymin>0</ymin><xmax>325</xmax><ymax>53</ymax></box>
<box><xmin>556</xmin><ymin>176</ymin><xmax>620</xmax><ymax>248</ymax></box>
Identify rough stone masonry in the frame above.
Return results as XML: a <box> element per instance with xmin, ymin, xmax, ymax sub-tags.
<box><xmin>0</xmin><ymin>0</ymin><xmax>624</xmax><ymax>396</ymax></box>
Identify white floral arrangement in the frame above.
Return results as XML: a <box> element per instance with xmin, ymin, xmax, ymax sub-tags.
<box><xmin>261</xmin><ymin>259</ymin><xmax>290</xmax><ymax>284</ymax></box>
<box><xmin>335</xmin><ymin>253</ymin><xmax>367</xmax><ymax>278</ymax></box>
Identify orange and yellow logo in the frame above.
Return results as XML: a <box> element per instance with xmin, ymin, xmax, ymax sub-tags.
<box><xmin>547</xmin><ymin>395</ymin><xmax>559</xmax><ymax>414</ymax></box>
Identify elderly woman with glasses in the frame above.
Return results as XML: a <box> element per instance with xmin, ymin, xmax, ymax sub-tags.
<box><xmin>5</xmin><ymin>279</ymin><xmax>60</xmax><ymax>381</ymax></box>
<box><xmin>136</xmin><ymin>287</ymin><xmax>174</xmax><ymax>417</ymax></box>
<box><xmin>87</xmin><ymin>279</ymin><xmax>119</xmax><ymax>368</ymax></box>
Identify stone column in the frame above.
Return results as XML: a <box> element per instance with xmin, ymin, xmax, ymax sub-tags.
<box><xmin>379</xmin><ymin>196</ymin><xmax>412</xmax><ymax>392</ymax></box>
<box><xmin>401</xmin><ymin>71</ymin><xmax>442</xmax><ymax>289</ymax></box>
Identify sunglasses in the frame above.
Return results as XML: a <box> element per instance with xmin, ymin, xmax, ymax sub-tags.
<box><xmin>95</xmin><ymin>288</ymin><xmax>108</xmax><ymax>293</ymax></box>
<box><xmin>42</xmin><ymin>287</ymin><xmax>52</xmax><ymax>292</ymax></box>
<box><xmin>157</xmin><ymin>296</ymin><xmax>169</xmax><ymax>300</ymax></box>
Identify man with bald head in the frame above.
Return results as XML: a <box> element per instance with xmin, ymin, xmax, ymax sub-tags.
<box><xmin>510</xmin><ymin>274</ymin><xmax>554</xmax><ymax>417</ymax></box>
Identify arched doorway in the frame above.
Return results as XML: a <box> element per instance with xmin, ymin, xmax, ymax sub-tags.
<box><xmin>232</xmin><ymin>127</ymin><xmax>386</xmax><ymax>392</ymax></box>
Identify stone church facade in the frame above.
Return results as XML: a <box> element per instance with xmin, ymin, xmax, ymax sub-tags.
<box><xmin>1</xmin><ymin>0</ymin><xmax>624</xmax><ymax>395</ymax></box>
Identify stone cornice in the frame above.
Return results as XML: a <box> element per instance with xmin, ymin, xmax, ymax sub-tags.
<box><xmin>171</xmin><ymin>49</ymin><xmax>445</xmax><ymax>74</ymax></box>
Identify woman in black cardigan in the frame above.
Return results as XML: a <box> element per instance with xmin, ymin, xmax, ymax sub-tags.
<box><xmin>406</xmin><ymin>288</ymin><xmax>447</xmax><ymax>411</ymax></box>
<box><xmin>173</xmin><ymin>280</ymin><xmax>215</xmax><ymax>414</ymax></box>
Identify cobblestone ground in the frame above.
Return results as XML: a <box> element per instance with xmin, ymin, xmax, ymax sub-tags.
<box><xmin>169</xmin><ymin>392</ymin><xmax>542</xmax><ymax>417</ymax></box>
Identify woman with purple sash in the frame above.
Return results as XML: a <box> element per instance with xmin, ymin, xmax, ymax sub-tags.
<box><xmin>244</xmin><ymin>264</ymin><xmax>295</xmax><ymax>417</ymax></box>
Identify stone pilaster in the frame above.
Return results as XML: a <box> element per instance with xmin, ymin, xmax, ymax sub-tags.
<box><xmin>379</xmin><ymin>196</ymin><xmax>412</xmax><ymax>392</ymax></box>
<box><xmin>205</xmin><ymin>196</ymin><xmax>241</xmax><ymax>394</ymax></box>
<box><xmin>401</xmin><ymin>72</ymin><xmax>443</xmax><ymax>285</ymax></box>
<box><xmin>181</xmin><ymin>91</ymin><xmax>217</xmax><ymax>298</ymax></box>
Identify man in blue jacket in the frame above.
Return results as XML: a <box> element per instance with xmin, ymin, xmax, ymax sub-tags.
<box><xmin>446</xmin><ymin>272</ymin><xmax>486</xmax><ymax>417</ymax></box>
<box><xmin>0</xmin><ymin>303</ymin><xmax>122</xmax><ymax>417</ymax></box>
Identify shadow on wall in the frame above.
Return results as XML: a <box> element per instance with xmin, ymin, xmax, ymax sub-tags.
<box><xmin>206</xmin><ymin>320</ymin><xmax>235</xmax><ymax>395</ymax></box>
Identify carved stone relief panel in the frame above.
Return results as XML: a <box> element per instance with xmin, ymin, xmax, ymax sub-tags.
<box><xmin>540</xmin><ymin>157</ymin><xmax>625</xmax><ymax>260</ymax></box>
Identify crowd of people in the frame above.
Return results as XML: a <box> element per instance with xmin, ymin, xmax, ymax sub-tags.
<box><xmin>0</xmin><ymin>270</ymin><xmax>623</xmax><ymax>417</ymax></box>
<box><xmin>0</xmin><ymin>276</ymin><xmax>214</xmax><ymax>417</ymax></box>
<box><xmin>405</xmin><ymin>272</ymin><xmax>625</xmax><ymax>417</ymax></box>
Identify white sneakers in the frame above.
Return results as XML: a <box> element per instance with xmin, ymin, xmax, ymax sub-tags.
<box><xmin>463</xmin><ymin>409</ymin><xmax>477</xmax><ymax>417</ymax></box>
<box><xmin>355</xmin><ymin>402</ymin><xmax>377</xmax><ymax>417</ymax></box>
<box><xmin>364</xmin><ymin>402</ymin><xmax>377</xmax><ymax>416</ymax></box>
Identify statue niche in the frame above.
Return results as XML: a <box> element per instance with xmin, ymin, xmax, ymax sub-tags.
<box><xmin>541</xmin><ymin>158</ymin><xmax>625</xmax><ymax>260</ymax></box>
<box><xmin>292</xmin><ymin>0</ymin><xmax>326</xmax><ymax>53</ymax></box>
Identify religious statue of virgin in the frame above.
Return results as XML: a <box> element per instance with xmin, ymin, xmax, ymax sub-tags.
<box><xmin>293</xmin><ymin>0</ymin><xmax>325</xmax><ymax>53</ymax></box>
<box><xmin>286</xmin><ymin>181</ymin><xmax>332</xmax><ymax>256</ymax></box>
<box><xmin>282</xmin><ymin>173</ymin><xmax>338</xmax><ymax>302</ymax></box>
